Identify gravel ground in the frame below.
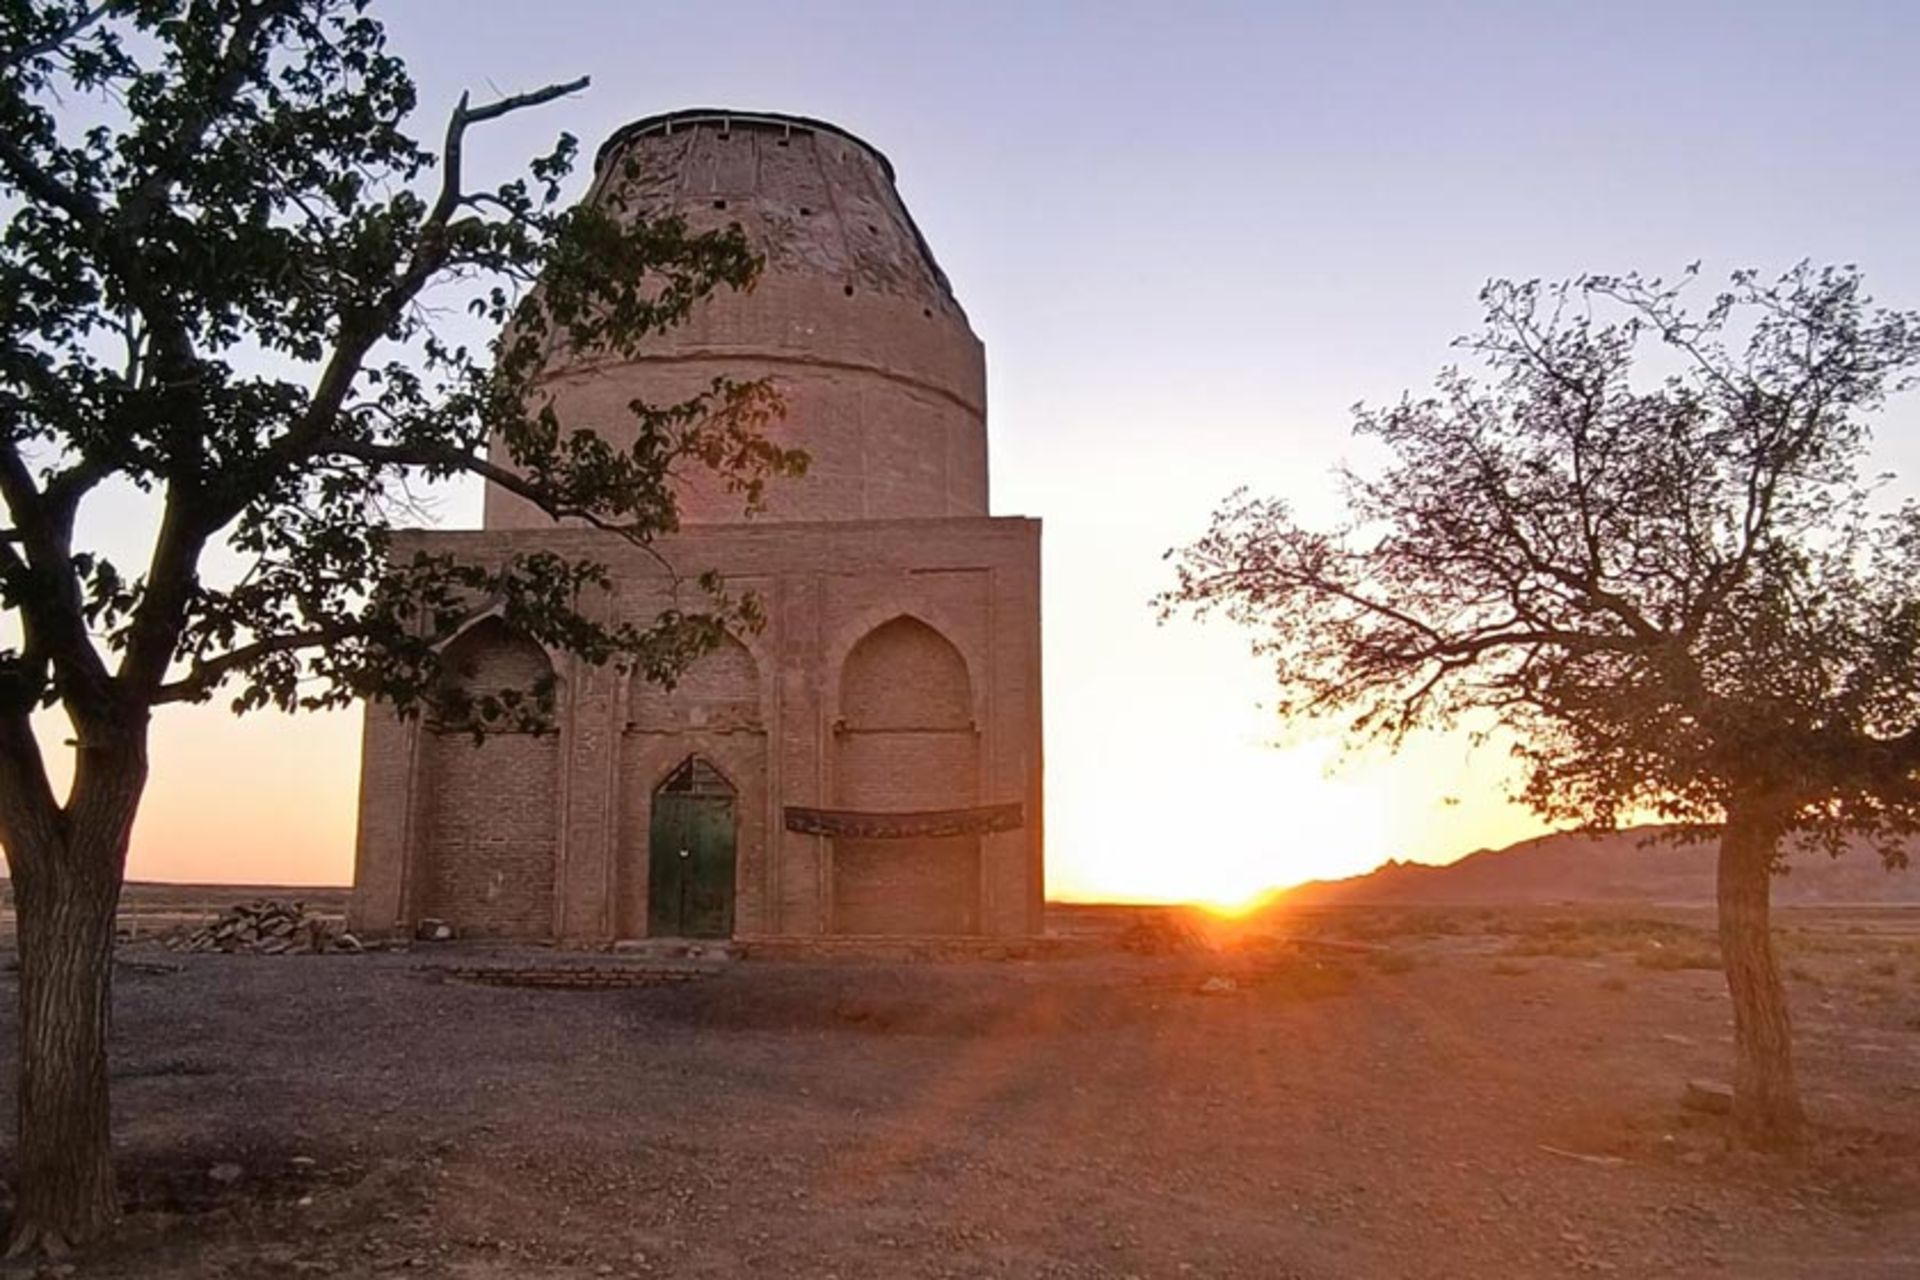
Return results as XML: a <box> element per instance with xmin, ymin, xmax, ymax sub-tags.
<box><xmin>0</xmin><ymin>907</ymin><xmax>1917</xmax><ymax>1278</ymax></box>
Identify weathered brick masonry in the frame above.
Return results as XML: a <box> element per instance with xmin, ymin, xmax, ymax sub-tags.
<box><xmin>350</xmin><ymin>110</ymin><xmax>1044</xmax><ymax>942</ymax></box>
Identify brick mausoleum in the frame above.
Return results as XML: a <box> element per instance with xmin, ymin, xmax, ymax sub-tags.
<box><xmin>349</xmin><ymin>109</ymin><xmax>1044</xmax><ymax>943</ymax></box>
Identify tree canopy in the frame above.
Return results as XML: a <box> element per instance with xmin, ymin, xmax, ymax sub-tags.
<box><xmin>1166</xmin><ymin>264</ymin><xmax>1920</xmax><ymax>851</ymax></box>
<box><xmin>1</xmin><ymin>0</ymin><xmax>805</xmax><ymax>745</ymax></box>
<box><xmin>1163</xmin><ymin>263</ymin><xmax>1920</xmax><ymax>1147</ymax></box>
<box><xmin>0</xmin><ymin>0</ymin><xmax>804</xmax><ymax>1250</ymax></box>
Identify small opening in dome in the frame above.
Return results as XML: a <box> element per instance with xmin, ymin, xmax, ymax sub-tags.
<box><xmin>843</xmin><ymin>284</ymin><xmax>855</xmax><ymax>297</ymax></box>
<box><xmin>712</xmin><ymin>199</ymin><xmax>727</xmax><ymax>210</ymax></box>
<box><xmin>799</xmin><ymin>206</ymin><xmax>812</xmax><ymax>216</ymax></box>
<box><xmin>866</xmin><ymin>224</ymin><xmax>878</xmax><ymax>235</ymax></box>
<box><xmin>922</xmin><ymin>308</ymin><xmax>933</xmax><ymax>319</ymax></box>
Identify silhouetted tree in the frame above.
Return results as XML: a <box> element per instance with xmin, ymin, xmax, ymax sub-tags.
<box><xmin>0</xmin><ymin>0</ymin><xmax>802</xmax><ymax>1250</ymax></box>
<box><xmin>1163</xmin><ymin>263</ymin><xmax>1920</xmax><ymax>1150</ymax></box>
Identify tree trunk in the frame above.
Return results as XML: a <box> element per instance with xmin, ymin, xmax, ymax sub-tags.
<box><xmin>1716</xmin><ymin>803</ymin><xmax>1805</xmax><ymax>1151</ymax></box>
<box><xmin>1</xmin><ymin>724</ymin><xmax>147</xmax><ymax>1255</ymax></box>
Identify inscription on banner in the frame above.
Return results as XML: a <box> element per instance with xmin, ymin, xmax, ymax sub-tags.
<box><xmin>784</xmin><ymin>803</ymin><xmax>1024</xmax><ymax>839</ymax></box>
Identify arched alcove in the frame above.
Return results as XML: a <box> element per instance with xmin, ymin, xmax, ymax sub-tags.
<box><xmin>833</xmin><ymin>615</ymin><xmax>980</xmax><ymax>933</ymax></box>
<box><xmin>417</xmin><ymin>618</ymin><xmax>558</xmax><ymax>937</ymax></box>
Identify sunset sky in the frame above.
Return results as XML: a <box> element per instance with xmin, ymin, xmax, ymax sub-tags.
<box><xmin>25</xmin><ymin>0</ymin><xmax>1920</xmax><ymax>903</ymax></box>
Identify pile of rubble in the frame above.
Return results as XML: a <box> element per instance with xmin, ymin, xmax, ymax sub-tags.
<box><xmin>162</xmin><ymin>900</ymin><xmax>363</xmax><ymax>956</ymax></box>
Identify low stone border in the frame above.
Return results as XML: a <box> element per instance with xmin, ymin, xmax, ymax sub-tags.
<box><xmin>731</xmin><ymin>935</ymin><xmax>1095</xmax><ymax>964</ymax></box>
<box><xmin>436</xmin><ymin>964</ymin><xmax>714</xmax><ymax>989</ymax></box>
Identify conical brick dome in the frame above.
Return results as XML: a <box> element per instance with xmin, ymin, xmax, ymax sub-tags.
<box><xmin>483</xmin><ymin>109</ymin><xmax>989</xmax><ymax>528</ymax></box>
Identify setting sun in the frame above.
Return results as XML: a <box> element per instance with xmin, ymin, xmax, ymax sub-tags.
<box><xmin>1044</xmin><ymin>724</ymin><xmax>1394</xmax><ymax>908</ymax></box>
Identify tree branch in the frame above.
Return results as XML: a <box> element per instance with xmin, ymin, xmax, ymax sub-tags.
<box><xmin>113</xmin><ymin>0</ymin><xmax>299</xmax><ymax>234</ymax></box>
<box><xmin>0</xmin><ymin>132</ymin><xmax>106</xmax><ymax>230</ymax></box>
<box><xmin>115</xmin><ymin>496</ymin><xmax>209</xmax><ymax>694</ymax></box>
<box><xmin>0</xmin><ymin>96</ymin><xmax>199</xmax><ymax>403</ymax></box>
<box><xmin>250</xmin><ymin>75</ymin><xmax>591</xmax><ymax>502</ymax></box>
<box><xmin>0</xmin><ymin>2</ymin><xmax>113</xmax><ymax>74</ymax></box>
<box><xmin>310</xmin><ymin>435</ymin><xmax>664</xmax><ymax>546</ymax></box>
<box><xmin>0</xmin><ymin>442</ymin><xmax>108</xmax><ymax>711</ymax></box>
<box><xmin>40</xmin><ymin>456</ymin><xmax>113</xmax><ymax>522</ymax></box>
<box><xmin>0</xmin><ymin>709</ymin><xmax>64</xmax><ymax>872</ymax></box>
<box><xmin>430</xmin><ymin>76</ymin><xmax>589</xmax><ymax>227</ymax></box>
<box><xmin>153</xmin><ymin>620</ymin><xmax>363</xmax><ymax>706</ymax></box>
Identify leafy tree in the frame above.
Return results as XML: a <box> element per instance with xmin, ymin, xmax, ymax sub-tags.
<box><xmin>1163</xmin><ymin>263</ymin><xmax>1920</xmax><ymax>1150</ymax></box>
<box><xmin>0</xmin><ymin>0</ymin><xmax>802</xmax><ymax>1251</ymax></box>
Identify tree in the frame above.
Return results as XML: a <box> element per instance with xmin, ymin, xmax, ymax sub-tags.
<box><xmin>0</xmin><ymin>0</ymin><xmax>804</xmax><ymax>1251</ymax></box>
<box><xmin>1162</xmin><ymin>263</ymin><xmax>1920</xmax><ymax>1150</ymax></box>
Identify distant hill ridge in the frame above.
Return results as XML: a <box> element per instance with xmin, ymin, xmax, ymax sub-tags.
<box><xmin>1281</xmin><ymin>827</ymin><xmax>1920</xmax><ymax>907</ymax></box>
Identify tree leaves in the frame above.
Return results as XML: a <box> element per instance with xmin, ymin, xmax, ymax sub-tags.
<box><xmin>1162</xmin><ymin>265</ymin><xmax>1920</xmax><ymax>844</ymax></box>
<box><xmin>0</xmin><ymin>0</ymin><xmax>804</xmax><ymax>764</ymax></box>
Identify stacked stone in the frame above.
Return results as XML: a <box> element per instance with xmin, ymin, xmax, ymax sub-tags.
<box><xmin>163</xmin><ymin>900</ymin><xmax>362</xmax><ymax>955</ymax></box>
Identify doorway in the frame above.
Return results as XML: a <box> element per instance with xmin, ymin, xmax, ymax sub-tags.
<box><xmin>648</xmin><ymin>757</ymin><xmax>737</xmax><ymax>938</ymax></box>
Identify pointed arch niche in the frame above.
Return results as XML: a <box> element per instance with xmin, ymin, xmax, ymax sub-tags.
<box><xmin>416</xmin><ymin>618</ymin><xmax>558</xmax><ymax>937</ymax></box>
<box><xmin>832</xmin><ymin>615</ymin><xmax>981</xmax><ymax>934</ymax></box>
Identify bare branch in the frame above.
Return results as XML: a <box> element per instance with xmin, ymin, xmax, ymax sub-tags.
<box><xmin>430</xmin><ymin>76</ymin><xmax>589</xmax><ymax>227</ymax></box>
<box><xmin>462</xmin><ymin>76</ymin><xmax>591</xmax><ymax>128</ymax></box>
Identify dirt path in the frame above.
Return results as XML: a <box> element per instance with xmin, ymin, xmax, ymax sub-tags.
<box><xmin>1</xmin><ymin>911</ymin><xmax>1918</xmax><ymax>1278</ymax></box>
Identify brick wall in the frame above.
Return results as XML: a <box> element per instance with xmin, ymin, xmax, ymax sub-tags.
<box><xmin>418</xmin><ymin>621</ymin><xmax>558</xmax><ymax>937</ymax></box>
<box><xmin>347</xmin><ymin>114</ymin><xmax>1045</xmax><ymax>945</ymax></box>
<box><xmin>619</xmin><ymin>635</ymin><xmax>767</xmax><ymax>937</ymax></box>
<box><xmin>353</xmin><ymin>518</ymin><xmax>1043</xmax><ymax>943</ymax></box>
<box><xmin>832</xmin><ymin>616</ymin><xmax>980</xmax><ymax>933</ymax></box>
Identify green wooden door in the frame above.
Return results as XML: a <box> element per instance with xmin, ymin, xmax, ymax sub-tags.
<box><xmin>648</xmin><ymin>793</ymin><xmax>736</xmax><ymax>938</ymax></box>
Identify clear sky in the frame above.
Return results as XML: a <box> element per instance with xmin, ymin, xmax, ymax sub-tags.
<box><xmin>39</xmin><ymin>1</ymin><xmax>1920</xmax><ymax>901</ymax></box>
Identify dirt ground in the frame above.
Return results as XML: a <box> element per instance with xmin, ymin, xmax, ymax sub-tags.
<box><xmin>1</xmin><ymin>903</ymin><xmax>1918</xmax><ymax>1279</ymax></box>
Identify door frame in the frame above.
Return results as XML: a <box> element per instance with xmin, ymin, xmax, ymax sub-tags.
<box><xmin>646</xmin><ymin>757</ymin><xmax>739</xmax><ymax>938</ymax></box>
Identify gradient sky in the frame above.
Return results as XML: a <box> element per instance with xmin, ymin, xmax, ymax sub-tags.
<box><xmin>26</xmin><ymin>1</ymin><xmax>1920</xmax><ymax>900</ymax></box>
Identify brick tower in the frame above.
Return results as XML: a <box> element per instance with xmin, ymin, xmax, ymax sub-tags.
<box><xmin>351</xmin><ymin>110</ymin><xmax>1043</xmax><ymax>942</ymax></box>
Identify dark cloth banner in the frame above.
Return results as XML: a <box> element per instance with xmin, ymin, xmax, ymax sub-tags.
<box><xmin>784</xmin><ymin>803</ymin><xmax>1024</xmax><ymax>839</ymax></box>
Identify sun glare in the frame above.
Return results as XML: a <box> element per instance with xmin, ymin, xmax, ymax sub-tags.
<box><xmin>1049</xmin><ymin>734</ymin><xmax>1392</xmax><ymax>908</ymax></box>
<box><xmin>1194</xmin><ymin>888</ymin><xmax>1279</xmax><ymax>919</ymax></box>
